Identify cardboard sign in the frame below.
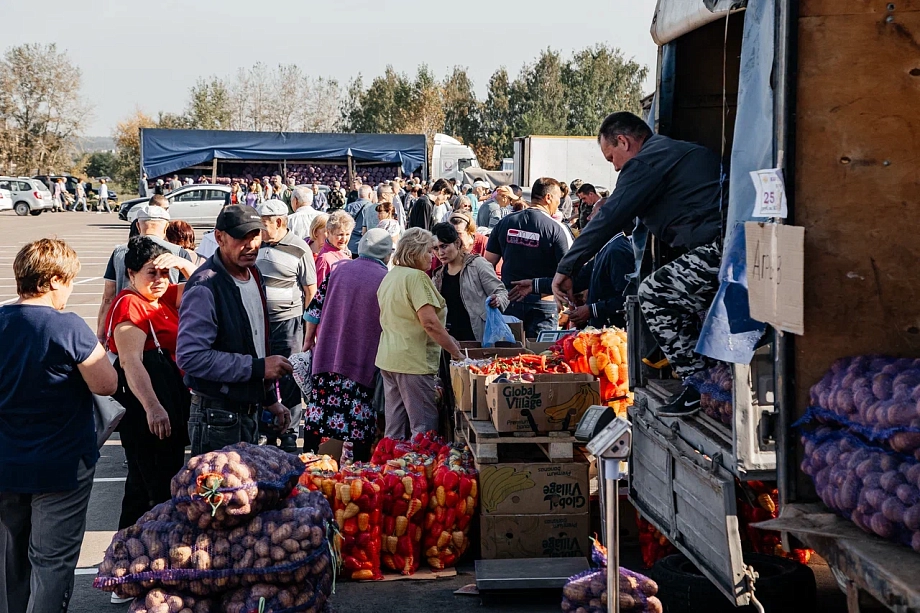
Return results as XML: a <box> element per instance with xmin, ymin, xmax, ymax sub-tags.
<box><xmin>745</xmin><ymin>222</ymin><xmax>805</xmax><ymax>335</ymax></box>
<box><xmin>750</xmin><ymin>168</ymin><xmax>788</xmax><ymax>218</ymax></box>
<box><xmin>488</xmin><ymin>374</ymin><xmax>600</xmax><ymax>433</ymax></box>
<box><xmin>479</xmin><ymin>513</ymin><xmax>590</xmax><ymax>559</ymax></box>
<box><xmin>478</xmin><ymin>460</ymin><xmax>588</xmax><ymax>516</ymax></box>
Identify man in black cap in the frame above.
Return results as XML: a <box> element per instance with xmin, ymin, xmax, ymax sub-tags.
<box><xmin>177</xmin><ymin>205</ymin><xmax>294</xmax><ymax>454</ymax></box>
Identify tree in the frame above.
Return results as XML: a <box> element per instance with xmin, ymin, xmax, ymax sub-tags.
<box><xmin>85</xmin><ymin>151</ymin><xmax>116</xmax><ymax>179</ymax></box>
<box><xmin>441</xmin><ymin>67</ymin><xmax>481</xmax><ymax>147</ymax></box>
<box><xmin>187</xmin><ymin>76</ymin><xmax>232</xmax><ymax>130</ymax></box>
<box><xmin>481</xmin><ymin>68</ymin><xmax>515</xmax><ymax>163</ymax></box>
<box><xmin>514</xmin><ymin>49</ymin><xmax>568</xmax><ymax>137</ymax></box>
<box><xmin>0</xmin><ymin>43</ymin><xmax>91</xmax><ymax>174</ymax></box>
<box><xmin>563</xmin><ymin>44</ymin><xmax>648</xmax><ymax>135</ymax></box>
<box><xmin>344</xmin><ymin>66</ymin><xmax>413</xmax><ymax>133</ymax></box>
<box><xmin>111</xmin><ymin>110</ymin><xmax>156</xmax><ymax>189</ymax></box>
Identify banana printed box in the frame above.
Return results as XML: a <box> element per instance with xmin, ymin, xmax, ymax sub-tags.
<box><xmin>478</xmin><ymin>460</ymin><xmax>589</xmax><ymax>516</ymax></box>
<box><xmin>479</xmin><ymin>513</ymin><xmax>591</xmax><ymax>559</ymax></box>
<box><xmin>488</xmin><ymin>374</ymin><xmax>600</xmax><ymax>433</ymax></box>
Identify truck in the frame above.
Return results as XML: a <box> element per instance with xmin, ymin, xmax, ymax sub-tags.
<box><xmin>430</xmin><ymin>133</ymin><xmax>480</xmax><ymax>183</ymax></box>
<box><xmin>624</xmin><ymin>0</ymin><xmax>920</xmax><ymax>612</ymax></box>
<box><xmin>512</xmin><ymin>135</ymin><xmax>617</xmax><ymax>190</ymax></box>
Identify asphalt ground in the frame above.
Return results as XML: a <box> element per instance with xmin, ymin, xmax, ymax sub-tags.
<box><xmin>0</xmin><ymin>210</ymin><xmax>847</xmax><ymax>612</ymax></box>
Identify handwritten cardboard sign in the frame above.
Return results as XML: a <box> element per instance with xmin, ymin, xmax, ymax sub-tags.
<box><xmin>745</xmin><ymin>222</ymin><xmax>805</xmax><ymax>335</ymax></box>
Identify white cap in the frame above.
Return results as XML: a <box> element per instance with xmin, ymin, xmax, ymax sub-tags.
<box><xmin>137</xmin><ymin>205</ymin><xmax>170</xmax><ymax>221</ymax></box>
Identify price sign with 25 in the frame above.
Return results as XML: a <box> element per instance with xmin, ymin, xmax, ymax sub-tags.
<box><xmin>750</xmin><ymin>168</ymin><xmax>788</xmax><ymax>218</ymax></box>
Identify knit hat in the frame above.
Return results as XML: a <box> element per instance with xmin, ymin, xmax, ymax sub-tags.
<box><xmin>358</xmin><ymin>228</ymin><xmax>394</xmax><ymax>260</ymax></box>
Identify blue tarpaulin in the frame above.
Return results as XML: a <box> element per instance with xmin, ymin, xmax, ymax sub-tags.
<box><xmin>695</xmin><ymin>0</ymin><xmax>773</xmax><ymax>364</ymax></box>
<box><xmin>140</xmin><ymin>129</ymin><xmax>427</xmax><ymax>179</ymax></box>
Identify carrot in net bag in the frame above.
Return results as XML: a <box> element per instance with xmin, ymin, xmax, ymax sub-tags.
<box><xmin>171</xmin><ymin>443</ymin><xmax>305</xmax><ymax>530</ymax></box>
<box><xmin>297</xmin><ymin>453</ymin><xmax>340</xmax><ymax>508</ymax></box>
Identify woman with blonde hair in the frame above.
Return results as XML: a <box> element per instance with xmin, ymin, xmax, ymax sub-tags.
<box><xmin>376</xmin><ymin>227</ymin><xmax>463</xmax><ymax>439</ymax></box>
<box><xmin>0</xmin><ymin>239</ymin><xmax>117</xmax><ymax>611</ymax></box>
<box><xmin>307</xmin><ymin>213</ymin><xmax>329</xmax><ymax>260</ymax></box>
<box><xmin>314</xmin><ymin>210</ymin><xmax>355</xmax><ymax>286</ymax></box>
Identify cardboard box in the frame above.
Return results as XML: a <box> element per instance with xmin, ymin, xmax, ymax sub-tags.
<box><xmin>451</xmin><ymin>346</ymin><xmax>532</xmax><ymax>419</ymax></box>
<box><xmin>479</xmin><ymin>513</ymin><xmax>591</xmax><ymax>559</ymax></box>
<box><xmin>478</xmin><ymin>459</ymin><xmax>589</xmax><ymax>516</ymax></box>
<box><xmin>488</xmin><ymin>374</ymin><xmax>600</xmax><ymax>433</ymax></box>
<box><xmin>503</xmin><ymin>317</ymin><xmax>525</xmax><ymax>344</ymax></box>
<box><xmin>471</xmin><ymin>372</ymin><xmax>500</xmax><ymax>420</ymax></box>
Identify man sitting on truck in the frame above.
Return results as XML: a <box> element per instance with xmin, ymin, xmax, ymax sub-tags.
<box><xmin>552</xmin><ymin>111</ymin><xmax>723</xmax><ymax>417</ymax></box>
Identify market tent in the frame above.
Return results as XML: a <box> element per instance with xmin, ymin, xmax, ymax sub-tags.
<box><xmin>140</xmin><ymin>129</ymin><xmax>427</xmax><ymax>179</ymax></box>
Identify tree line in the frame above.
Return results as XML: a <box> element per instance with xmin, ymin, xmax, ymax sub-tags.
<box><xmin>0</xmin><ymin>42</ymin><xmax>647</xmax><ymax>186</ymax></box>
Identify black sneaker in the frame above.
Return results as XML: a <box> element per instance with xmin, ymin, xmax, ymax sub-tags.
<box><xmin>657</xmin><ymin>386</ymin><xmax>702</xmax><ymax>417</ymax></box>
<box><xmin>279</xmin><ymin>432</ymin><xmax>299</xmax><ymax>453</ymax></box>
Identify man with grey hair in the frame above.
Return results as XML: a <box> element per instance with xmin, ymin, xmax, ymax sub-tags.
<box><xmin>255</xmin><ymin>200</ymin><xmax>317</xmax><ymax>451</ymax></box>
<box><xmin>96</xmin><ymin>201</ymin><xmax>197</xmax><ymax>342</ymax></box>
<box><xmin>346</xmin><ymin>184</ymin><xmax>374</xmax><ymax>255</ymax></box>
<box><xmin>287</xmin><ymin>186</ymin><xmax>320</xmax><ymax>241</ymax></box>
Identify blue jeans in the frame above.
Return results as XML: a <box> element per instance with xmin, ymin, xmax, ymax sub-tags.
<box><xmin>504</xmin><ymin>299</ymin><xmax>559</xmax><ymax>340</ymax></box>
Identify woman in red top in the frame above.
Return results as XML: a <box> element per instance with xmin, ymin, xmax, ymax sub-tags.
<box><xmin>104</xmin><ymin>236</ymin><xmax>197</xmax><ymax>529</ymax></box>
<box><xmin>314</xmin><ymin>210</ymin><xmax>354</xmax><ymax>286</ymax></box>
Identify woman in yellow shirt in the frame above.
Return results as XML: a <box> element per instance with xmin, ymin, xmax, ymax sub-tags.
<box><xmin>376</xmin><ymin>228</ymin><xmax>463</xmax><ymax>439</ymax></box>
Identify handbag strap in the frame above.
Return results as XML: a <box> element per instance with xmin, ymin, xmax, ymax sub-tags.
<box><xmin>106</xmin><ymin>291</ymin><xmax>163</xmax><ymax>352</ymax></box>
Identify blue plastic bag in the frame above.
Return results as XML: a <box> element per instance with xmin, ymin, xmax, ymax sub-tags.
<box><xmin>482</xmin><ymin>297</ymin><xmax>515</xmax><ymax>347</ymax></box>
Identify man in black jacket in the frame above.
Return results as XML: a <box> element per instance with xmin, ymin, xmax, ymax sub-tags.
<box><xmin>177</xmin><ymin>206</ymin><xmax>294</xmax><ymax>454</ymax></box>
<box><xmin>570</xmin><ymin>232</ymin><xmax>633</xmax><ymax>329</ymax></box>
<box><xmin>553</xmin><ymin>112</ymin><xmax>722</xmax><ymax>417</ymax></box>
<box><xmin>407</xmin><ymin>178</ymin><xmax>453</xmax><ymax>231</ymax></box>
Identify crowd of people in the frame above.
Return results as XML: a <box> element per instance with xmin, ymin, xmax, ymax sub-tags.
<box><xmin>0</xmin><ymin>110</ymin><xmax>728</xmax><ymax>610</ymax></box>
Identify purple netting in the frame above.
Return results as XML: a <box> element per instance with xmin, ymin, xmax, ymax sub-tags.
<box><xmin>170</xmin><ymin>443</ymin><xmax>305</xmax><ymax>530</ymax></box>
<box><xmin>686</xmin><ymin>363</ymin><xmax>733</xmax><ymax>426</ymax></box>
<box><xmin>94</xmin><ymin>499</ymin><xmax>333</xmax><ymax>598</ymax></box>
<box><xmin>560</xmin><ymin>541</ymin><xmax>661</xmax><ymax>613</ymax></box>
<box><xmin>796</xmin><ymin>406</ymin><xmax>920</xmax><ymax>460</ymax></box>
<box><xmin>808</xmin><ymin>355</ymin><xmax>920</xmax><ymax>441</ymax></box>
<box><xmin>128</xmin><ymin>588</ymin><xmax>215</xmax><ymax>613</ymax></box>
<box><xmin>220</xmin><ymin>571</ymin><xmax>333</xmax><ymax>613</ymax></box>
<box><xmin>800</xmin><ymin>426</ymin><xmax>920</xmax><ymax>552</ymax></box>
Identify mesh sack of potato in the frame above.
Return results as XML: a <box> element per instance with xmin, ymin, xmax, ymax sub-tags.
<box><xmin>803</xmin><ymin>356</ymin><xmax>920</xmax><ymax>459</ymax></box>
<box><xmin>801</xmin><ymin>426</ymin><xmax>920</xmax><ymax>551</ymax></box>
<box><xmin>333</xmin><ymin>465</ymin><xmax>386</xmax><ymax>580</ymax></box>
<box><xmin>128</xmin><ymin>588</ymin><xmax>215</xmax><ymax>613</ymax></box>
<box><xmin>94</xmin><ymin>497</ymin><xmax>333</xmax><ymax>597</ymax></box>
<box><xmin>171</xmin><ymin>443</ymin><xmax>305</xmax><ymax>530</ymax></box>
<box><xmin>423</xmin><ymin>460</ymin><xmax>477</xmax><ymax>570</ymax></box>
<box><xmin>379</xmin><ymin>467</ymin><xmax>429</xmax><ymax>575</ymax></box>
<box><xmin>686</xmin><ymin>363</ymin><xmax>733</xmax><ymax>427</ymax></box>
<box><xmin>220</xmin><ymin>571</ymin><xmax>333</xmax><ymax>613</ymax></box>
<box><xmin>561</xmin><ymin>541</ymin><xmax>662</xmax><ymax>613</ymax></box>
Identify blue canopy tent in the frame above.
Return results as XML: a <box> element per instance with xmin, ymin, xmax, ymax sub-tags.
<box><xmin>139</xmin><ymin>129</ymin><xmax>427</xmax><ymax>181</ymax></box>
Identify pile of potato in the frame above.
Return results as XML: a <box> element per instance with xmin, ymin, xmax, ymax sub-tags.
<box><xmin>171</xmin><ymin>443</ymin><xmax>305</xmax><ymax>530</ymax></box>
<box><xmin>809</xmin><ymin>356</ymin><xmax>920</xmax><ymax>458</ymax></box>
<box><xmin>802</xmin><ymin>426</ymin><xmax>920</xmax><ymax>551</ymax></box>
<box><xmin>96</xmin><ymin>444</ymin><xmax>334</xmax><ymax>611</ymax></box>
<box><xmin>561</xmin><ymin>567</ymin><xmax>662</xmax><ymax>613</ymax></box>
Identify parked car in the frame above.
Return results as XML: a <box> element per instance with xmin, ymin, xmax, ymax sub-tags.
<box><xmin>32</xmin><ymin>175</ymin><xmax>118</xmax><ymax>203</ymax></box>
<box><xmin>122</xmin><ymin>184</ymin><xmax>231</xmax><ymax>225</ymax></box>
<box><xmin>0</xmin><ymin>177</ymin><xmax>53</xmax><ymax>216</ymax></box>
<box><xmin>0</xmin><ymin>188</ymin><xmax>11</xmax><ymax>213</ymax></box>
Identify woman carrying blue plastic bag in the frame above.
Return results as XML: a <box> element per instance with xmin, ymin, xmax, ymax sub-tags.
<box><xmin>431</xmin><ymin>223</ymin><xmax>509</xmax><ymax>344</ymax></box>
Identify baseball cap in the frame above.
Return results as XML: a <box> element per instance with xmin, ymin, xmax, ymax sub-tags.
<box><xmin>257</xmin><ymin>200</ymin><xmax>288</xmax><ymax>217</ymax></box>
<box><xmin>358</xmin><ymin>228</ymin><xmax>394</xmax><ymax>260</ymax></box>
<box><xmin>473</xmin><ymin>180</ymin><xmax>489</xmax><ymax>189</ymax></box>
<box><xmin>216</xmin><ymin>205</ymin><xmax>264</xmax><ymax>239</ymax></box>
<box><xmin>137</xmin><ymin>205</ymin><xmax>170</xmax><ymax>221</ymax></box>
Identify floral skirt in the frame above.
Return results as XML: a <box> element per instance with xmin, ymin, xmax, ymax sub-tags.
<box><xmin>303</xmin><ymin>372</ymin><xmax>376</xmax><ymax>442</ymax></box>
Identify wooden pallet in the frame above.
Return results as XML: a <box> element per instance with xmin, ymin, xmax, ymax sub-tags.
<box><xmin>453</xmin><ymin>409</ymin><xmax>577</xmax><ymax>464</ymax></box>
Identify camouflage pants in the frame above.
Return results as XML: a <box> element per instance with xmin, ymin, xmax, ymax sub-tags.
<box><xmin>638</xmin><ymin>240</ymin><xmax>721</xmax><ymax>379</ymax></box>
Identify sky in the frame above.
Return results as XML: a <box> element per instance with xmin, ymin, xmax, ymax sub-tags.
<box><xmin>6</xmin><ymin>0</ymin><xmax>660</xmax><ymax>136</ymax></box>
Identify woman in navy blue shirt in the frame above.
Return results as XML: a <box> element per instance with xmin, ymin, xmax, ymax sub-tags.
<box><xmin>0</xmin><ymin>239</ymin><xmax>117</xmax><ymax>613</ymax></box>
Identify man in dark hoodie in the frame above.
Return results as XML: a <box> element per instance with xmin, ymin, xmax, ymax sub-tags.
<box><xmin>553</xmin><ymin>112</ymin><xmax>723</xmax><ymax>417</ymax></box>
<box><xmin>407</xmin><ymin>178</ymin><xmax>454</xmax><ymax>231</ymax></box>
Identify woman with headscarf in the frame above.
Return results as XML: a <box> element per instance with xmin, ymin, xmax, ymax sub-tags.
<box><xmin>302</xmin><ymin>229</ymin><xmax>394</xmax><ymax>461</ymax></box>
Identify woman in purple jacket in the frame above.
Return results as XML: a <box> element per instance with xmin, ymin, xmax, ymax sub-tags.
<box><xmin>301</xmin><ymin>228</ymin><xmax>393</xmax><ymax>461</ymax></box>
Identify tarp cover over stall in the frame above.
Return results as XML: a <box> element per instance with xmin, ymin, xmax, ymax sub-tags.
<box><xmin>140</xmin><ymin>129</ymin><xmax>427</xmax><ymax>179</ymax></box>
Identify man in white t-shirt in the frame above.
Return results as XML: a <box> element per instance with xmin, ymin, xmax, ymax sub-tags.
<box><xmin>97</xmin><ymin>179</ymin><xmax>111</xmax><ymax>213</ymax></box>
<box><xmin>286</xmin><ymin>187</ymin><xmax>321</xmax><ymax>241</ymax></box>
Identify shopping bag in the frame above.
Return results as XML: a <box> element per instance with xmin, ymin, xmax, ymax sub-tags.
<box><xmin>482</xmin><ymin>297</ymin><xmax>515</xmax><ymax>347</ymax></box>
